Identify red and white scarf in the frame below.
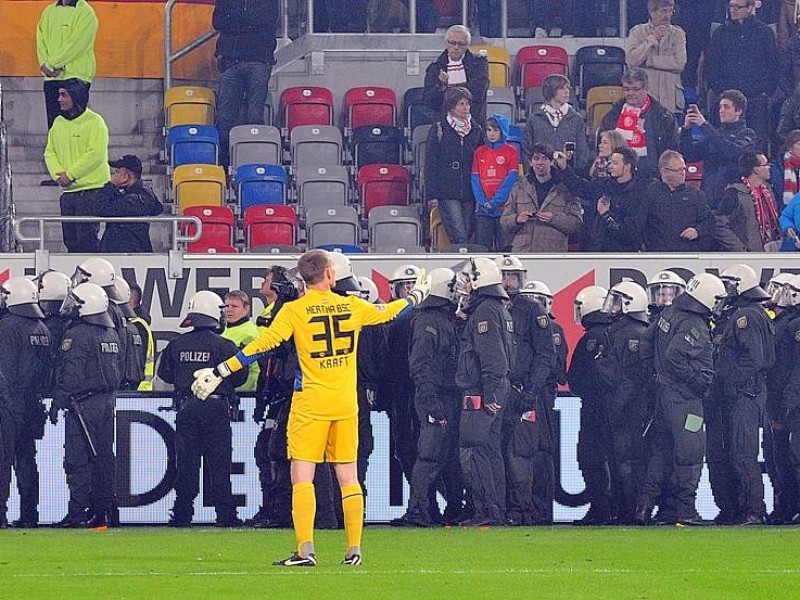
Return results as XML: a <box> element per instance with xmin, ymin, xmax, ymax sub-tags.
<box><xmin>541</xmin><ymin>102</ymin><xmax>571</xmax><ymax>128</ymax></box>
<box><xmin>782</xmin><ymin>151</ymin><xmax>800</xmax><ymax>206</ymax></box>
<box><xmin>743</xmin><ymin>177</ymin><xmax>782</xmax><ymax>247</ymax></box>
<box><xmin>447</xmin><ymin>113</ymin><xmax>472</xmax><ymax>137</ymax></box>
<box><xmin>615</xmin><ymin>95</ymin><xmax>651</xmax><ymax>157</ymax></box>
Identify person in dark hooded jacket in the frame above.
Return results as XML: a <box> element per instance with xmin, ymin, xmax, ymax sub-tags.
<box><xmin>43</xmin><ymin>77</ymin><xmax>109</xmax><ymax>253</ymax></box>
<box><xmin>471</xmin><ymin>113</ymin><xmax>519</xmax><ymax>251</ymax></box>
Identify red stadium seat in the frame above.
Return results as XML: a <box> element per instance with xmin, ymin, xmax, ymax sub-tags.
<box><xmin>183</xmin><ymin>205</ymin><xmax>235</xmax><ymax>253</ymax></box>
<box><xmin>686</xmin><ymin>161</ymin><xmax>704</xmax><ymax>189</ymax></box>
<box><xmin>188</xmin><ymin>243</ymin><xmax>238</xmax><ymax>254</ymax></box>
<box><xmin>280</xmin><ymin>87</ymin><xmax>334</xmax><ymax>135</ymax></box>
<box><xmin>243</xmin><ymin>205</ymin><xmax>299</xmax><ymax>248</ymax></box>
<box><xmin>343</xmin><ymin>86</ymin><xmax>397</xmax><ymax>129</ymax></box>
<box><xmin>357</xmin><ymin>164</ymin><xmax>411</xmax><ymax>216</ymax></box>
<box><xmin>517</xmin><ymin>45</ymin><xmax>569</xmax><ymax>94</ymax></box>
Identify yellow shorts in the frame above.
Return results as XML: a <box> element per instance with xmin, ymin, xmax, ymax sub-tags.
<box><xmin>287</xmin><ymin>411</ymin><xmax>358</xmax><ymax>463</ymax></box>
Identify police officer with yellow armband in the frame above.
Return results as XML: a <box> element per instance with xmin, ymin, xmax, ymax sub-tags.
<box><xmin>0</xmin><ymin>278</ymin><xmax>51</xmax><ymax>529</ymax></box>
<box><xmin>392</xmin><ymin>268</ymin><xmax>460</xmax><ymax>528</ymax></box>
<box><xmin>454</xmin><ymin>257</ymin><xmax>515</xmax><ymax>527</ymax></box>
<box><xmin>158</xmin><ymin>291</ymin><xmax>247</xmax><ymax>527</ymax></box>
<box><xmin>109</xmin><ymin>278</ymin><xmax>145</xmax><ymax>390</ymax></box>
<box><xmin>635</xmin><ymin>273</ymin><xmax>725</xmax><ymax>526</ymax></box>
<box><xmin>221</xmin><ymin>290</ymin><xmax>261</xmax><ymax>392</ymax></box>
<box><xmin>711</xmin><ymin>265</ymin><xmax>776</xmax><ymax>525</ymax></box>
<box><xmin>568</xmin><ymin>286</ymin><xmax>613</xmax><ymax>525</ymax></box>
<box><xmin>496</xmin><ymin>260</ymin><xmax>556</xmax><ymax>527</ymax></box>
<box><xmin>192</xmin><ymin>250</ymin><xmax>430</xmax><ymax>567</ymax></box>
<box><xmin>49</xmin><ymin>283</ymin><xmax>121</xmax><ymax>529</ymax></box>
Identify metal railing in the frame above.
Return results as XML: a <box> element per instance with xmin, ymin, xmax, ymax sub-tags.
<box><xmin>14</xmin><ymin>215</ymin><xmax>203</xmax><ymax>277</ymax></box>
<box><xmin>0</xmin><ymin>77</ymin><xmax>16</xmax><ymax>253</ymax></box>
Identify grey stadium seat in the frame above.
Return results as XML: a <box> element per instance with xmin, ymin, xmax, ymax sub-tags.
<box><xmin>368</xmin><ymin>205</ymin><xmax>422</xmax><ymax>251</ymax></box>
<box><xmin>290</xmin><ymin>125</ymin><xmax>343</xmax><ymax>167</ymax></box>
<box><xmin>411</xmin><ymin>124</ymin><xmax>432</xmax><ymax>202</ymax></box>
<box><xmin>486</xmin><ymin>87</ymin><xmax>517</xmax><ymax>122</ymax></box>
<box><xmin>305</xmin><ymin>205</ymin><xmax>361</xmax><ymax>248</ymax></box>
<box><xmin>294</xmin><ymin>165</ymin><xmax>350</xmax><ymax>209</ymax></box>
<box><xmin>229</xmin><ymin>124</ymin><xmax>282</xmax><ymax>170</ymax></box>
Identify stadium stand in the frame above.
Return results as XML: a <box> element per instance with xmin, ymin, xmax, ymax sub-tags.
<box><xmin>351</xmin><ymin>125</ymin><xmax>405</xmax><ymax>168</ymax></box>
<box><xmin>294</xmin><ymin>165</ymin><xmax>350</xmax><ymax>210</ymax></box>
<box><xmin>279</xmin><ymin>86</ymin><xmax>335</xmax><ymax>135</ymax></box>
<box><xmin>164</xmin><ymin>86</ymin><xmax>216</xmax><ymax>128</ymax></box>
<box><xmin>167</xmin><ymin>125</ymin><xmax>219</xmax><ymax>168</ymax></box>
<box><xmin>411</xmin><ymin>124</ymin><xmax>432</xmax><ymax>202</ymax></box>
<box><xmin>290</xmin><ymin>125</ymin><xmax>343</xmax><ymax>167</ymax></box>
<box><xmin>470</xmin><ymin>45</ymin><xmax>511</xmax><ymax>88</ymax></box>
<box><xmin>574</xmin><ymin>45</ymin><xmax>626</xmax><ymax>108</ymax></box>
<box><xmin>485</xmin><ymin>86</ymin><xmax>517</xmax><ymax>123</ymax></box>
<box><xmin>228</xmin><ymin>125</ymin><xmax>283</xmax><ymax>171</ymax></box>
<box><xmin>243</xmin><ymin>204</ymin><xmax>299</xmax><ymax>248</ymax></box>
<box><xmin>686</xmin><ymin>162</ymin><xmax>704</xmax><ymax>189</ymax></box>
<box><xmin>429</xmin><ymin>206</ymin><xmax>450</xmax><ymax>251</ymax></box>
<box><xmin>357</xmin><ymin>164</ymin><xmax>412</xmax><ymax>216</ymax></box>
<box><xmin>403</xmin><ymin>87</ymin><xmax>435</xmax><ymax>131</ymax></box>
<box><xmin>586</xmin><ymin>86</ymin><xmax>625</xmax><ymax>133</ymax></box>
<box><xmin>305</xmin><ymin>205</ymin><xmax>361</xmax><ymax>248</ymax></box>
<box><xmin>343</xmin><ymin>86</ymin><xmax>397</xmax><ymax>130</ymax></box>
<box><xmin>183</xmin><ymin>205</ymin><xmax>236</xmax><ymax>253</ymax></box>
<box><xmin>516</xmin><ymin>45</ymin><xmax>569</xmax><ymax>97</ymax></box>
<box><xmin>172</xmin><ymin>164</ymin><xmax>226</xmax><ymax>213</ymax></box>
<box><xmin>368</xmin><ymin>205</ymin><xmax>422</xmax><ymax>251</ymax></box>
<box><xmin>233</xmin><ymin>164</ymin><xmax>289</xmax><ymax>212</ymax></box>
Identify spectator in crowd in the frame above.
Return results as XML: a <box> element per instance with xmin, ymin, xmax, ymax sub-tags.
<box><xmin>477</xmin><ymin>0</ymin><xmax>503</xmax><ymax>37</ymax></box>
<box><xmin>523</xmin><ymin>74</ymin><xmax>589</xmax><ymax>173</ymax></box>
<box><xmin>625</xmin><ymin>0</ymin><xmax>687</xmax><ymax>115</ymax></box>
<box><xmin>776</xmin><ymin>95</ymin><xmax>800</xmax><ymax>151</ymax></box>
<box><xmin>36</xmin><ymin>0</ymin><xmax>98</xmax><ymax>132</ymax></box>
<box><xmin>500</xmin><ymin>143</ymin><xmax>582</xmax><ymax>253</ymax></box>
<box><xmin>715</xmin><ymin>150</ymin><xmax>782</xmax><ymax>251</ymax></box>
<box><xmin>314</xmin><ymin>0</ymin><xmax>368</xmax><ymax>32</ymax></box>
<box><xmin>589</xmin><ymin>130</ymin><xmax>628</xmax><ymax>180</ymax></box>
<box><xmin>128</xmin><ymin>281</ymin><xmax>150</xmax><ymax>325</ymax></box>
<box><xmin>779</xmin><ymin>18</ymin><xmax>800</xmax><ymax>97</ymax></box>
<box><xmin>96</xmin><ymin>155</ymin><xmax>163</xmax><ymax>253</ymax></box>
<box><xmin>779</xmin><ymin>190</ymin><xmax>800</xmax><ymax>250</ymax></box>
<box><xmin>637</xmin><ymin>150</ymin><xmax>714</xmax><ymax>251</ymax></box>
<box><xmin>675</xmin><ymin>0</ymin><xmax>714</xmax><ymax>90</ymax></box>
<box><xmin>531</xmin><ymin>0</ymin><xmax>553</xmax><ymax>38</ymax></box>
<box><xmin>770</xmin><ymin>130</ymin><xmax>800</xmax><ymax>204</ymax></box>
<box><xmin>599</xmin><ymin>68</ymin><xmax>679</xmax><ymax>182</ymax></box>
<box><xmin>425</xmin><ymin>87</ymin><xmax>483</xmax><ymax>245</ymax></box>
<box><xmin>43</xmin><ymin>78</ymin><xmax>108</xmax><ymax>253</ymax></box>
<box><xmin>777</xmin><ymin>0</ymin><xmax>799</xmax><ymax>46</ymax></box>
<box><xmin>402</xmin><ymin>0</ymin><xmax>438</xmax><ymax>33</ymax></box>
<box><xmin>423</xmin><ymin>25</ymin><xmax>489</xmax><ymax>123</ymax></box>
<box><xmin>221</xmin><ymin>290</ymin><xmax>260</xmax><ymax>392</ymax></box>
<box><xmin>706</xmin><ymin>0</ymin><xmax>779</xmax><ymax>144</ymax></box>
<box><xmin>212</xmin><ymin>0</ymin><xmax>278</xmax><ymax>170</ymax></box>
<box><xmin>471</xmin><ymin>114</ymin><xmax>519</xmax><ymax>251</ymax></box>
<box><xmin>588</xmin><ymin>147</ymin><xmax>645</xmax><ymax>252</ymax></box>
<box><xmin>680</xmin><ymin>89</ymin><xmax>757</xmax><ymax>208</ymax></box>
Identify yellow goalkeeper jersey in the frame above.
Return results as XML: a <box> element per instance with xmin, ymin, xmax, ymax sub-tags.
<box><xmin>224</xmin><ymin>288</ymin><xmax>413</xmax><ymax>420</ymax></box>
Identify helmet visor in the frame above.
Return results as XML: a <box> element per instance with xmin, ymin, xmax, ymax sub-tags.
<box><xmin>70</xmin><ymin>266</ymin><xmax>90</xmax><ymax>289</ymax></box>
<box><xmin>771</xmin><ymin>284</ymin><xmax>793</xmax><ymax>308</ymax></box>
<box><xmin>392</xmin><ymin>280</ymin><xmax>416</xmax><ymax>299</ymax></box>
<box><xmin>501</xmin><ymin>270</ymin><xmax>526</xmax><ymax>293</ymax></box>
<box><xmin>721</xmin><ymin>278</ymin><xmax>739</xmax><ymax>297</ymax></box>
<box><xmin>648</xmin><ymin>283</ymin><xmax>682</xmax><ymax>307</ymax></box>
<box><xmin>59</xmin><ymin>290</ymin><xmax>83</xmax><ymax>318</ymax></box>
<box><xmin>601</xmin><ymin>290</ymin><xmax>624</xmax><ymax>315</ymax></box>
<box><xmin>573</xmin><ymin>300</ymin><xmax>583</xmax><ymax>324</ymax></box>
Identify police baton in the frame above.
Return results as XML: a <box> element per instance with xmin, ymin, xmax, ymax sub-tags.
<box><xmin>69</xmin><ymin>393</ymin><xmax>98</xmax><ymax>459</ymax></box>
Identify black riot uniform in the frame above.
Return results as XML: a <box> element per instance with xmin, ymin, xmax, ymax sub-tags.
<box><xmin>117</xmin><ymin>302</ymin><xmax>145</xmax><ymax>390</ymax></box>
<box><xmin>456</xmin><ymin>290</ymin><xmax>515</xmax><ymax>526</ymax></box>
<box><xmin>356</xmin><ymin>322</ymin><xmax>387</xmax><ymax>500</ymax></box>
<box><xmin>0</xmin><ymin>312</ymin><xmax>51</xmax><ymax>527</ymax></box>
<box><xmin>710</xmin><ymin>300</ymin><xmax>775</xmax><ymax>524</ymax></box>
<box><xmin>568</xmin><ymin>312</ymin><xmax>613</xmax><ymax>525</ymax></box>
<box><xmin>780</xmin><ymin>313</ymin><xmax>800</xmax><ymax>519</ymax></box>
<box><xmin>765</xmin><ymin>304</ymin><xmax>800</xmax><ymax>523</ymax></box>
<box><xmin>0</xmin><ymin>370</ymin><xmax>14</xmax><ymax>527</ymax></box>
<box><xmin>379</xmin><ymin>311</ymin><xmax>418</xmax><ymax>483</ymax></box>
<box><xmin>158</xmin><ymin>327</ymin><xmax>247</xmax><ymax>526</ymax></box>
<box><xmin>635</xmin><ymin>294</ymin><xmax>714</xmax><ymax>524</ymax></box>
<box><xmin>52</xmin><ymin>320</ymin><xmax>122</xmax><ymax>526</ymax></box>
<box><xmin>395</xmin><ymin>297</ymin><xmax>460</xmax><ymax>526</ymax></box>
<box><xmin>505</xmin><ymin>294</ymin><xmax>556</xmax><ymax>526</ymax></box>
<box><xmin>108</xmin><ymin>303</ymin><xmax>130</xmax><ymax>379</ymax></box>
<box><xmin>595</xmin><ymin>314</ymin><xmax>649</xmax><ymax>524</ymax></box>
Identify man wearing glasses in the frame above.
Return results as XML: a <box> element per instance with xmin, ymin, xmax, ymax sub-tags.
<box><xmin>423</xmin><ymin>25</ymin><xmax>489</xmax><ymax>122</ymax></box>
<box><xmin>706</xmin><ymin>0</ymin><xmax>779</xmax><ymax>146</ymax></box>
<box><xmin>599</xmin><ymin>67</ymin><xmax>680</xmax><ymax>182</ymax></box>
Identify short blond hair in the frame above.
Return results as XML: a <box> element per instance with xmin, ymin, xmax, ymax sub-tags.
<box><xmin>298</xmin><ymin>250</ymin><xmax>331</xmax><ymax>285</ymax></box>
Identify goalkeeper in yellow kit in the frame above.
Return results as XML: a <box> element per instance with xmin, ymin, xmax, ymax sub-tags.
<box><xmin>192</xmin><ymin>250</ymin><xmax>430</xmax><ymax>566</ymax></box>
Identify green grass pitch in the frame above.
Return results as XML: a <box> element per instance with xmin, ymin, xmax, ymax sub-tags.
<box><xmin>2</xmin><ymin>526</ymin><xmax>800</xmax><ymax>599</ymax></box>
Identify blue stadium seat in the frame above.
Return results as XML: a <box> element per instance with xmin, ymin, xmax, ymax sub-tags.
<box><xmin>234</xmin><ymin>164</ymin><xmax>289</xmax><ymax>212</ymax></box>
<box><xmin>167</xmin><ymin>125</ymin><xmax>219</xmax><ymax>168</ymax></box>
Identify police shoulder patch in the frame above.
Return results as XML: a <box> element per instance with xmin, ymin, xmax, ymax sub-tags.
<box><xmin>658</xmin><ymin>317</ymin><xmax>670</xmax><ymax>333</ymax></box>
<box><xmin>586</xmin><ymin>339</ymin><xmax>597</xmax><ymax>352</ymax></box>
<box><xmin>61</xmin><ymin>338</ymin><xmax>72</xmax><ymax>352</ymax></box>
<box><xmin>736</xmin><ymin>315</ymin><xmax>748</xmax><ymax>329</ymax></box>
<box><xmin>628</xmin><ymin>339</ymin><xmax>639</xmax><ymax>352</ymax></box>
<box><xmin>537</xmin><ymin>315</ymin><xmax>550</xmax><ymax>329</ymax></box>
<box><xmin>477</xmin><ymin>321</ymin><xmax>488</xmax><ymax>334</ymax></box>
<box><xmin>553</xmin><ymin>333</ymin><xmax>562</xmax><ymax>346</ymax></box>
<box><xmin>425</xmin><ymin>325</ymin><xmax>438</xmax><ymax>336</ymax></box>
<box><xmin>506</xmin><ymin>320</ymin><xmax>514</xmax><ymax>333</ymax></box>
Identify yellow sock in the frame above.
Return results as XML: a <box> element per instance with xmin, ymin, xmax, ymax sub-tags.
<box><xmin>292</xmin><ymin>482</ymin><xmax>316</xmax><ymax>556</ymax></box>
<box><xmin>340</xmin><ymin>483</ymin><xmax>364</xmax><ymax>554</ymax></box>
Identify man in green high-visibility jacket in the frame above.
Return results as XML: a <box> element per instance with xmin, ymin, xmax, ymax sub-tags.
<box><xmin>221</xmin><ymin>290</ymin><xmax>261</xmax><ymax>392</ymax></box>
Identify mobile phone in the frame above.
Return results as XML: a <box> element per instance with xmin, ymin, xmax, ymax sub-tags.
<box><xmin>565</xmin><ymin>142</ymin><xmax>576</xmax><ymax>153</ymax></box>
<box><xmin>688</xmin><ymin>104</ymin><xmax>699</xmax><ymax>114</ymax></box>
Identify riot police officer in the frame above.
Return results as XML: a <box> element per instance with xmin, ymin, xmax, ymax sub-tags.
<box><xmin>49</xmin><ymin>283</ymin><xmax>122</xmax><ymax>528</ymax></box>
<box><xmin>35</xmin><ymin>270</ymin><xmax>72</xmax><ymax>394</ymax></box>
<box><xmin>0</xmin><ymin>369</ymin><xmax>11</xmax><ymax>528</ymax></box>
<box><xmin>779</xmin><ymin>275</ymin><xmax>800</xmax><ymax>523</ymax></box>
<box><xmin>393</xmin><ymin>268</ymin><xmax>460</xmax><ymax>527</ymax></box>
<box><xmin>380</xmin><ymin>264</ymin><xmax>421</xmax><ymax>484</ymax></box>
<box><xmin>158</xmin><ymin>291</ymin><xmax>247</xmax><ymax>527</ymax></box>
<box><xmin>521</xmin><ymin>279</ymin><xmax>565</xmax><ymax>524</ymax></box>
<box><xmin>647</xmin><ymin>271</ymin><xmax>686</xmax><ymax>322</ymax></box>
<box><xmin>110</xmin><ymin>278</ymin><xmax>145</xmax><ymax>390</ymax></box>
<box><xmin>0</xmin><ymin>278</ymin><xmax>50</xmax><ymax>528</ymax></box>
<box><xmin>455</xmin><ymin>257</ymin><xmax>515</xmax><ymax>526</ymax></box>
<box><xmin>635</xmin><ymin>273</ymin><xmax>726</xmax><ymax>526</ymax></box>
<box><xmin>567</xmin><ymin>285</ymin><xmax>613</xmax><ymax>525</ymax></box>
<box><xmin>596</xmin><ymin>281</ymin><xmax>650</xmax><ymax>524</ymax></box>
<box><xmin>711</xmin><ymin>264</ymin><xmax>776</xmax><ymax>525</ymax></box>
<box><xmin>497</xmin><ymin>259</ymin><xmax>556</xmax><ymax>526</ymax></box>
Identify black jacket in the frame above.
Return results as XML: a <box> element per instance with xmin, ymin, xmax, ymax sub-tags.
<box><xmin>599</xmin><ymin>96</ymin><xmax>679</xmax><ymax>182</ymax></box>
<box><xmin>707</xmin><ymin>16</ymin><xmax>778</xmax><ymax>97</ymax></box>
<box><xmin>549</xmin><ymin>318</ymin><xmax>568</xmax><ymax>387</ymax></box>
<box><xmin>507</xmin><ymin>294</ymin><xmax>555</xmax><ymax>394</ymax></box>
<box><xmin>424</xmin><ymin>120</ymin><xmax>483</xmax><ymax>203</ymax></box>
<box><xmin>423</xmin><ymin>50</ymin><xmax>490</xmax><ymax>122</ymax></box>
<box><xmin>637</xmin><ymin>180</ymin><xmax>714</xmax><ymax>252</ymax></box>
<box><xmin>766</xmin><ymin>307</ymin><xmax>800</xmax><ymax>416</ymax></box>
<box><xmin>568</xmin><ymin>315</ymin><xmax>612</xmax><ymax>403</ymax></box>
<box><xmin>0</xmin><ymin>314</ymin><xmax>51</xmax><ymax>425</ymax></box>
<box><xmin>595</xmin><ymin>316</ymin><xmax>650</xmax><ymax>422</ymax></box>
<box><xmin>679</xmin><ymin>120</ymin><xmax>756</xmax><ymax>208</ymax></box>
<box><xmin>213</xmin><ymin>0</ymin><xmax>279</xmax><ymax>70</ymax></box>
<box><xmin>97</xmin><ymin>180</ymin><xmax>163</xmax><ymax>253</ymax></box>
<box><xmin>588</xmin><ymin>177</ymin><xmax>646</xmax><ymax>252</ymax></box>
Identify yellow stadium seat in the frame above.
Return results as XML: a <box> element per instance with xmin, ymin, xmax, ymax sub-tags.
<box><xmin>165</xmin><ymin>86</ymin><xmax>216</xmax><ymax>128</ymax></box>
<box><xmin>586</xmin><ymin>86</ymin><xmax>624</xmax><ymax>133</ymax></box>
<box><xmin>471</xmin><ymin>45</ymin><xmax>511</xmax><ymax>88</ymax></box>
<box><xmin>429</xmin><ymin>206</ymin><xmax>450</xmax><ymax>251</ymax></box>
<box><xmin>172</xmin><ymin>164</ymin><xmax>226</xmax><ymax>213</ymax></box>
